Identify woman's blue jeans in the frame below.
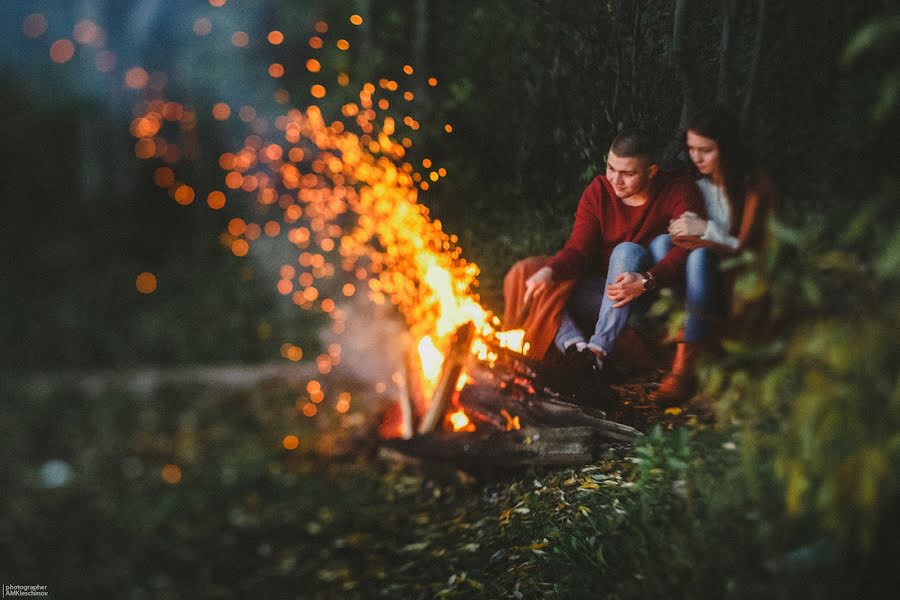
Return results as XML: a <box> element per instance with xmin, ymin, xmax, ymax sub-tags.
<box><xmin>554</xmin><ymin>234</ymin><xmax>724</xmax><ymax>355</ymax></box>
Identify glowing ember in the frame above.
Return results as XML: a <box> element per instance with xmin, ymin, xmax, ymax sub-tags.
<box><xmin>455</xmin><ymin>372</ymin><xmax>473</xmax><ymax>392</ymax></box>
<box><xmin>500</xmin><ymin>408</ymin><xmax>521</xmax><ymax>431</ymax></box>
<box><xmin>449</xmin><ymin>409</ymin><xmax>473</xmax><ymax>432</ymax></box>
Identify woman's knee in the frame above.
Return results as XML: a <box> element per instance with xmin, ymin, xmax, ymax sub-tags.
<box><xmin>686</xmin><ymin>247</ymin><xmax>717</xmax><ymax>274</ymax></box>
<box><xmin>685</xmin><ymin>248</ymin><xmax>722</xmax><ymax>301</ymax></box>
<box><xmin>649</xmin><ymin>234</ymin><xmax>672</xmax><ymax>262</ymax></box>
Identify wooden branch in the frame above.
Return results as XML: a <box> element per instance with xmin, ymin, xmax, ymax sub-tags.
<box><xmin>741</xmin><ymin>0</ymin><xmax>767</xmax><ymax>122</ymax></box>
<box><xmin>457</xmin><ymin>384</ymin><xmax>641</xmax><ymax>444</ymax></box>
<box><xmin>403</xmin><ymin>333</ymin><xmax>427</xmax><ymax>421</ymax></box>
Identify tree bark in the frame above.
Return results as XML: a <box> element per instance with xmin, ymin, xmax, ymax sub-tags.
<box><xmin>672</xmin><ymin>0</ymin><xmax>698</xmax><ymax>129</ymax></box>
<box><xmin>716</xmin><ymin>0</ymin><xmax>743</xmax><ymax>105</ymax></box>
<box><xmin>741</xmin><ymin>0</ymin><xmax>767</xmax><ymax>122</ymax></box>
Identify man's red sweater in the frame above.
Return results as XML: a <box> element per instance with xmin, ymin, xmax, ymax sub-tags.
<box><xmin>546</xmin><ymin>172</ymin><xmax>704</xmax><ymax>286</ymax></box>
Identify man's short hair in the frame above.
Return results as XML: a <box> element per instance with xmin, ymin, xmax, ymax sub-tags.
<box><xmin>609</xmin><ymin>129</ymin><xmax>658</xmax><ymax>163</ymax></box>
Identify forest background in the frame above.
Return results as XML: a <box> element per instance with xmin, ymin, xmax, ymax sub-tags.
<box><xmin>1</xmin><ymin>0</ymin><xmax>897</xmax><ymax>597</ymax></box>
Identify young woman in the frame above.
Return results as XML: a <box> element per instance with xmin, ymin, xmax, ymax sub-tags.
<box><xmin>651</xmin><ymin>105</ymin><xmax>775</xmax><ymax>402</ymax></box>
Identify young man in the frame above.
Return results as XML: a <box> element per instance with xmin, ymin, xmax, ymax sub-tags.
<box><xmin>523</xmin><ymin>129</ymin><xmax>704</xmax><ymax>373</ymax></box>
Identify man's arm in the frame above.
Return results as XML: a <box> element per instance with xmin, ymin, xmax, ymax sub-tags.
<box><xmin>545</xmin><ymin>178</ymin><xmax>605</xmax><ymax>281</ymax></box>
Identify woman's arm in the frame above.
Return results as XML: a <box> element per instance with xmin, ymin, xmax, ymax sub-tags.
<box><xmin>671</xmin><ymin>235</ymin><xmax>739</xmax><ymax>253</ymax></box>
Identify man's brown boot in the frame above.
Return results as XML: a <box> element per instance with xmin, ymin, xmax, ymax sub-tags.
<box><xmin>651</xmin><ymin>342</ymin><xmax>699</xmax><ymax>404</ymax></box>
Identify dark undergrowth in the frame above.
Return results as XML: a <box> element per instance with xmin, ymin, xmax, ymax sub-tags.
<box><xmin>1</xmin><ymin>378</ymin><xmax>896</xmax><ymax>599</ymax></box>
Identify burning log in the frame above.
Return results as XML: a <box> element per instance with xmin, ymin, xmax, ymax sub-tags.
<box><xmin>456</xmin><ymin>386</ymin><xmax>640</xmax><ymax>444</ymax></box>
<box><xmin>382</xmin><ymin>426</ymin><xmax>624</xmax><ymax>469</ymax></box>
<box><xmin>417</xmin><ymin>322</ymin><xmax>476</xmax><ymax>434</ymax></box>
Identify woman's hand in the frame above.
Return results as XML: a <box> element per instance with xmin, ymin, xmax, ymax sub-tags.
<box><xmin>669</xmin><ymin>211</ymin><xmax>707</xmax><ymax>237</ymax></box>
<box><xmin>606</xmin><ymin>272</ymin><xmax>645</xmax><ymax>308</ymax></box>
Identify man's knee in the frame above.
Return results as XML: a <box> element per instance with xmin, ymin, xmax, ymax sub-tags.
<box><xmin>610</xmin><ymin>241</ymin><xmax>645</xmax><ymax>259</ymax></box>
<box><xmin>609</xmin><ymin>242</ymin><xmax>647</xmax><ymax>272</ymax></box>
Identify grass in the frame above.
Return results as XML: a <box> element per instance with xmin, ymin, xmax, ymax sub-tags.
<box><xmin>0</xmin><ymin>377</ymin><xmax>895</xmax><ymax>599</ymax></box>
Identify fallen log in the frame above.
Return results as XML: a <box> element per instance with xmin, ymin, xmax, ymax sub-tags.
<box><xmin>381</xmin><ymin>426</ymin><xmax>623</xmax><ymax>468</ymax></box>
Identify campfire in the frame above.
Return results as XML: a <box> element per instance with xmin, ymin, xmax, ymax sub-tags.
<box><xmin>59</xmin><ymin>6</ymin><xmax>642</xmax><ymax>462</ymax></box>
<box><xmin>378</xmin><ymin>319</ymin><xmax>641</xmax><ymax>469</ymax></box>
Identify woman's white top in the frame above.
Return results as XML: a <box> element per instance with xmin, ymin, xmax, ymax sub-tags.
<box><xmin>696</xmin><ymin>177</ymin><xmax>740</xmax><ymax>249</ymax></box>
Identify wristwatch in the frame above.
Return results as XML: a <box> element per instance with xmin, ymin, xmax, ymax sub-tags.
<box><xmin>640</xmin><ymin>271</ymin><xmax>657</xmax><ymax>292</ymax></box>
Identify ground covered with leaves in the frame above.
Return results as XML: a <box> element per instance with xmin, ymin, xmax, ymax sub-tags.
<box><xmin>1</xmin><ymin>376</ymin><xmax>895</xmax><ymax>599</ymax></box>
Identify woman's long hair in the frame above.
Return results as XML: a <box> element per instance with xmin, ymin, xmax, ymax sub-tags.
<box><xmin>685</xmin><ymin>106</ymin><xmax>754</xmax><ymax>233</ymax></box>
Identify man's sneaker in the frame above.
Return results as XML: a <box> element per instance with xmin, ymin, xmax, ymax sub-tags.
<box><xmin>563</xmin><ymin>344</ymin><xmax>597</xmax><ymax>383</ymax></box>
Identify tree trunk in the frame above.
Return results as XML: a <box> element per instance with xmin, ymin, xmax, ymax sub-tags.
<box><xmin>672</xmin><ymin>0</ymin><xmax>698</xmax><ymax>129</ymax></box>
<box><xmin>716</xmin><ymin>0</ymin><xmax>743</xmax><ymax>105</ymax></box>
<box><xmin>741</xmin><ymin>0</ymin><xmax>767</xmax><ymax>122</ymax></box>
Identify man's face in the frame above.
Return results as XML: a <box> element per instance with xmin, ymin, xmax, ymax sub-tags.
<box><xmin>605</xmin><ymin>150</ymin><xmax>657</xmax><ymax>200</ymax></box>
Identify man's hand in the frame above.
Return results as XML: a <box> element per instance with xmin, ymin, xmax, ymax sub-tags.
<box><xmin>669</xmin><ymin>211</ymin><xmax>707</xmax><ymax>237</ymax></box>
<box><xmin>523</xmin><ymin>266</ymin><xmax>554</xmax><ymax>306</ymax></box>
<box><xmin>606</xmin><ymin>272</ymin><xmax>645</xmax><ymax>308</ymax></box>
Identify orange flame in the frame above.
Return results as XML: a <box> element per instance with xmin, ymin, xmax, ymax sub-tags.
<box><xmin>417</xmin><ymin>335</ymin><xmax>444</xmax><ymax>384</ymax></box>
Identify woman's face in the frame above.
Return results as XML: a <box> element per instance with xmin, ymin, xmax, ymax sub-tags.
<box><xmin>686</xmin><ymin>130</ymin><xmax>721</xmax><ymax>178</ymax></box>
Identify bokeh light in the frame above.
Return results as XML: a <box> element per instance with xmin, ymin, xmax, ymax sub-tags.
<box><xmin>125</xmin><ymin>67</ymin><xmax>150</xmax><ymax>90</ymax></box>
<box><xmin>207</xmin><ymin>191</ymin><xmax>226</xmax><ymax>209</ymax></box>
<box><xmin>161</xmin><ymin>464</ymin><xmax>182</xmax><ymax>484</ymax></box>
<box><xmin>193</xmin><ymin>18</ymin><xmax>212</xmax><ymax>36</ymax></box>
<box><xmin>231</xmin><ymin>31</ymin><xmax>249</xmax><ymax>47</ymax></box>
<box><xmin>23</xmin><ymin>13</ymin><xmax>48</xmax><ymax>39</ymax></box>
<box><xmin>136</xmin><ymin>272</ymin><xmax>158</xmax><ymax>294</ymax></box>
<box><xmin>49</xmin><ymin>40</ymin><xmax>75</xmax><ymax>64</ymax></box>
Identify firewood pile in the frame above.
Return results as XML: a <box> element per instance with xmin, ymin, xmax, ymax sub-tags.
<box><xmin>380</xmin><ymin>323</ymin><xmax>678</xmax><ymax>470</ymax></box>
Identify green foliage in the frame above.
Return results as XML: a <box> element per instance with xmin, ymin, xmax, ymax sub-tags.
<box><xmin>704</xmin><ymin>184</ymin><xmax>899</xmax><ymax>551</ymax></box>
